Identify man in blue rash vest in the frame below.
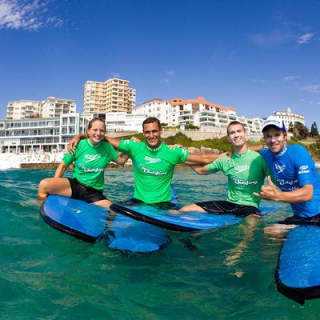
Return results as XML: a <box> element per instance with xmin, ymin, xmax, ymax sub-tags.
<box><xmin>255</xmin><ymin>116</ymin><xmax>320</xmax><ymax>236</ymax></box>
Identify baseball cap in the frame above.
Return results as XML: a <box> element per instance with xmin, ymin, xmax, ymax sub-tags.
<box><xmin>262</xmin><ymin>116</ymin><xmax>286</xmax><ymax>132</ymax></box>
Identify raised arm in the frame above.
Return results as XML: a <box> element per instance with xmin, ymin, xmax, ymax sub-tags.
<box><xmin>189</xmin><ymin>164</ymin><xmax>212</xmax><ymax>175</ymax></box>
<box><xmin>185</xmin><ymin>153</ymin><xmax>223</xmax><ymax>165</ymax></box>
<box><xmin>105</xmin><ymin>136</ymin><xmax>121</xmax><ymax>150</ymax></box>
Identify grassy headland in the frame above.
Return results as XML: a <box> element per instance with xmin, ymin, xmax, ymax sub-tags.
<box><xmin>131</xmin><ymin>132</ymin><xmax>320</xmax><ymax>160</ymax></box>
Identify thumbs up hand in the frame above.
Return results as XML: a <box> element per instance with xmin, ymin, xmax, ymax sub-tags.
<box><xmin>254</xmin><ymin>176</ymin><xmax>280</xmax><ymax>201</ymax></box>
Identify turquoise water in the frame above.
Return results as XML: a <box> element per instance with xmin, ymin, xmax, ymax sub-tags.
<box><xmin>1</xmin><ymin>168</ymin><xmax>320</xmax><ymax>319</ymax></box>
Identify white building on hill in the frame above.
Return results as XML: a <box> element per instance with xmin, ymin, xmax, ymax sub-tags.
<box><xmin>133</xmin><ymin>96</ymin><xmax>263</xmax><ymax>134</ymax></box>
<box><xmin>271</xmin><ymin>108</ymin><xmax>305</xmax><ymax>130</ymax></box>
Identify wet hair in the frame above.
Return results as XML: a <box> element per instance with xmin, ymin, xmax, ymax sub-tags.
<box><xmin>227</xmin><ymin>121</ymin><xmax>246</xmax><ymax>135</ymax></box>
<box><xmin>142</xmin><ymin>117</ymin><xmax>161</xmax><ymax>131</ymax></box>
<box><xmin>88</xmin><ymin>118</ymin><xmax>106</xmax><ymax>130</ymax></box>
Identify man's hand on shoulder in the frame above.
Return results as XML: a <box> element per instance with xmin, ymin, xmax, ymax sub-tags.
<box><xmin>130</xmin><ymin>136</ymin><xmax>141</xmax><ymax>143</ymax></box>
<box><xmin>67</xmin><ymin>134</ymin><xmax>86</xmax><ymax>153</ymax></box>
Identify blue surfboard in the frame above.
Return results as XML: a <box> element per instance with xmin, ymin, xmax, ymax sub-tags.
<box><xmin>40</xmin><ymin>195</ymin><xmax>169</xmax><ymax>253</ymax></box>
<box><xmin>110</xmin><ymin>200</ymin><xmax>279</xmax><ymax>232</ymax></box>
<box><xmin>276</xmin><ymin>225</ymin><xmax>320</xmax><ymax>304</ymax></box>
<box><xmin>40</xmin><ymin>195</ymin><xmax>107</xmax><ymax>243</ymax></box>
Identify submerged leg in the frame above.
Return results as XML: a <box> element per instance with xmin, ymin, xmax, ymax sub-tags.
<box><xmin>171</xmin><ymin>203</ymin><xmax>206</xmax><ymax>214</ymax></box>
<box><xmin>264</xmin><ymin>223</ymin><xmax>296</xmax><ymax>239</ymax></box>
<box><xmin>93</xmin><ymin>199</ymin><xmax>112</xmax><ymax>209</ymax></box>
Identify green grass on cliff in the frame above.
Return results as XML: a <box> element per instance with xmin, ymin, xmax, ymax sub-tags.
<box><xmin>130</xmin><ymin>132</ymin><xmax>320</xmax><ymax>158</ymax></box>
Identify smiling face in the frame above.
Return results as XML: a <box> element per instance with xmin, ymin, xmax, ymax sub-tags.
<box><xmin>143</xmin><ymin>121</ymin><xmax>162</xmax><ymax>149</ymax></box>
<box><xmin>227</xmin><ymin>123</ymin><xmax>247</xmax><ymax>149</ymax></box>
<box><xmin>263</xmin><ymin>126</ymin><xmax>287</xmax><ymax>154</ymax></box>
<box><xmin>87</xmin><ymin>120</ymin><xmax>106</xmax><ymax>145</ymax></box>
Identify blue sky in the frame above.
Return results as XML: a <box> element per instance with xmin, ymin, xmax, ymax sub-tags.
<box><xmin>0</xmin><ymin>0</ymin><xmax>319</xmax><ymax>127</ymax></box>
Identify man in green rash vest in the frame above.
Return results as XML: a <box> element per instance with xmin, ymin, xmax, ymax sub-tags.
<box><xmin>69</xmin><ymin>117</ymin><xmax>222</xmax><ymax>205</ymax></box>
<box><xmin>175</xmin><ymin>121</ymin><xmax>270</xmax><ymax>272</ymax></box>
<box><xmin>177</xmin><ymin>121</ymin><xmax>270</xmax><ymax>215</ymax></box>
<box><xmin>106</xmin><ymin>117</ymin><xmax>224</xmax><ymax>204</ymax></box>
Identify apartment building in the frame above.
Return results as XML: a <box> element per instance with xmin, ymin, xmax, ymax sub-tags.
<box><xmin>6</xmin><ymin>97</ymin><xmax>76</xmax><ymax>120</ymax></box>
<box><xmin>104</xmin><ymin>112</ymin><xmax>145</xmax><ymax>132</ymax></box>
<box><xmin>133</xmin><ymin>96</ymin><xmax>264</xmax><ymax>135</ymax></box>
<box><xmin>272</xmin><ymin>108</ymin><xmax>305</xmax><ymax>130</ymax></box>
<box><xmin>7</xmin><ymin>100</ymin><xmax>41</xmax><ymax>120</ymax></box>
<box><xmin>132</xmin><ymin>98</ymin><xmax>180</xmax><ymax>126</ymax></box>
<box><xmin>41</xmin><ymin>97</ymin><xmax>76</xmax><ymax>118</ymax></box>
<box><xmin>83</xmin><ymin>78</ymin><xmax>136</xmax><ymax>115</ymax></box>
<box><xmin>0</xmin><ymin>113</ymin><xmax>90</xmax><ymax>153</ymax></box>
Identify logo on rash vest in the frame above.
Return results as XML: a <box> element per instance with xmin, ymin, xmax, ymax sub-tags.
<box><xmin>275</xmin><ymin>163</ymin><xmax>286</xmax><ymax>174</ymax></box>
<box><xmin>298</xmin><ymin>165</ymin><xmax>310</xmax><ymax>174</ymax></box>
<box><xmin>144</xmin><ymin>156</ymin><xmax>161</xmax><ymax>164</ymax></box>
<box><xmin>85</xmin><ymin>154</ymin><xmax>101</xmax><ymax>162</ymax></box>
<box><xmin>235</xmin><ymin>165</ymin><xmax>249</xmax><ymax>174</ymax></box>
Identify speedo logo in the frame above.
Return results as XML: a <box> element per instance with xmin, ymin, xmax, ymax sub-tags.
<box><xmin>298</xmin><ymin>165</ymin><xmax>310</xmax><ymax>174</ymax></box>
<box><xmin>85</xmin><ymin>154</ymin><xmax>100</xmax><ymax>162</ymax></box>
<box><xmin>235</xmin><ymin>165</ymin><xmax>249</xmax><ymax>174</ymax></box>
<box><xmin>144</xmin><ymin>156</ymin><xmax>161</xmax><ymax>164</ymax></box>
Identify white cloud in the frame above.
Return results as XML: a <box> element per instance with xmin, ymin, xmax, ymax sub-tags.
<box><xmin>297</xmin><ymin>33</ymin><xmax>314</xmax><ymax>44</ymax></box>
<box><xmin>248</xmin><ymin>31</ymin><xmax>294</xmax><ymax>48</ymax></box>
<box><xmin>0</xmin><ymin>0</ymin><xmax>61</xmax><ymax>30</ymax></box>
<box><xmin>303</xmin><ymin>84</ymin><xmax>320</xmax><ymax>94</ymax></box>
<box><xmin>160</xmin><ymin>78</ymin><xmax>170</xmax><ymax>84</ymax></box>
<box><xmin>283</xmin><ymin>75</ymin><xmax>299</xmax><ymax>82</ymax></box>
<box><xmin>165</xmin><ymin>71</ymin><xmax>175</xmax><ymax>76</ymax></box>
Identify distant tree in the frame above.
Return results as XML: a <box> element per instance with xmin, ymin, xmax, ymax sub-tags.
<box><xmin>184</xmin><ymin>124</ymin><xmax>200</xmax><ymax>130</ymax></box>
<box><xmin>293</xmin><ymin>122</ymin><xmax>309</xmax><ymax>140</ymax></box>
<box><xmin>310</xmin><ymin>121</ymin><xmax>319</xmax><ymax>137</ymax></box>
<box><xmin>288</xmin><ymin>122</ymin><xmax>294</xmax><ymax>133</ymax></box>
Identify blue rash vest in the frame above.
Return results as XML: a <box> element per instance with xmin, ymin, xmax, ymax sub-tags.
<box><xmin>260</xmin><ymin>144</ymin><xmax>320</xmax><ymax>218</ymax></box>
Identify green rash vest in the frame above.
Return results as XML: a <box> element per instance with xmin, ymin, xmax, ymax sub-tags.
<box><xmin>118</xmin><ymin>140</ymin><xmax>189</xmax><ymax>204</ymax></box>
<box><xmin>63</xmin><ymin>139</ymin><xmax>119</xmax><ymax>191</ymax></box>
<box><xmin>207</xmin><ymin>149</ymin><xmax>270</xmax><ymax>208</ymax></box>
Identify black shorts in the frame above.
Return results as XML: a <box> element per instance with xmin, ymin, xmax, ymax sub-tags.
<box><xmin>196</xmin><ymin>200</ymin><xmax>260</xmax><ymax>217</ymax></box>
<box><xmin>123</xmin><ymin>198</ymin><xmax>180</xmax><ymax>210</ymax></box>
<box><xmin>68</xmin><ymin>178</ymin><xmax>106</xmax><ymax>203</ymax></box>
<box><xmin>278</xmin><ymin>213</ymin><xmax>320</xmax><ymax>226</ymax></box>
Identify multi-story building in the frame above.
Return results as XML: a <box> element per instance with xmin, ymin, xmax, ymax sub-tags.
<box><xmin>0</xmin><ymin>113</ymin><xmax>90</xmax><ymax>153</ymax></box>
<box><xmin>6</xmin><ymin>97</ymin><xmax>76</xmax><ymax>120</ymax></box>
<box><xmin>7</xmin><ymin>100</ymin><xmax>41</xmax><ymax>120</ymax></box>
<box><xmin>104</xmin><ymin>112</ymin><xmax>145</xmax><ymax>132</ymax></box>
<box><xmin>133</xmin><ymin>96</ymin><xmax>263</xmax><ymax>135</ymax></box>
<box><xmin>272</xmin><ymin>108</ymin><xmax>305</xmax><ymax>130</ymax></box>
<box><xmin>41</xmin><ymin>97</ymin><xmax>76</xmax><ymax>118</ymax></box>
<box><xmin>132</xmin><ymin>98</ymin><xmax>179</xmax><ymax>126</ymax></box>
<box><xmin>83</xmin><ymin>78</ymin><xmax>136</xmax><ymax>115</ymax></box>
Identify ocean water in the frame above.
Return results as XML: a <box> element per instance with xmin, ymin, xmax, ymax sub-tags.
<box><xmin>0</xmin><ymin>168</ymin><xmax>320</xmax><ymax>320</ymax></box>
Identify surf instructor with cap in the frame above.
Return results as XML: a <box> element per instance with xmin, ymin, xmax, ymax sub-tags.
<box><xmin>255</xmin><ymin>116</ymin><xmax>320</xmax><ymax>235</ymax></box>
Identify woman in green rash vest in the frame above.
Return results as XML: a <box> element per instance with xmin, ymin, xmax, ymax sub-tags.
<box><xmin>37</xmin><ymin>118</ymin><xmax>128</xmax><ymax>209</ymax></box>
